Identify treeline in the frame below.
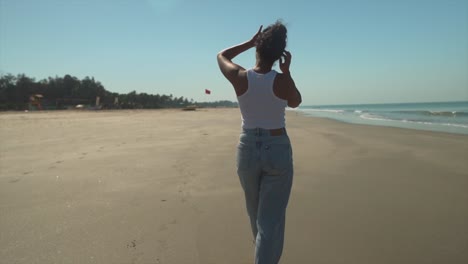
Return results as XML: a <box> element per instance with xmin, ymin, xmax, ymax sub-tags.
<box><xmin>0</xmin><ymin>73</ymin><xmax>237</xmax><ymax>110</ymax></box>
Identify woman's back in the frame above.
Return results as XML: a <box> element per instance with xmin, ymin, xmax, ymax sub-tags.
<box><xmin>238</xmin><ymin>69</ymin><xmax>287</xmax><ymax>129</ymax></box>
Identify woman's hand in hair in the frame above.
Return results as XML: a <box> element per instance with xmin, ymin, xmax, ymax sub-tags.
<box><xmin>248</xmin><ymin>25</ymin><xmax>263</xmax><ymax>47</ymax></box>
<box><xmin>279</xmin><ymin>51</ymin><xmax>292</xmax><ymax>74</ymax></box>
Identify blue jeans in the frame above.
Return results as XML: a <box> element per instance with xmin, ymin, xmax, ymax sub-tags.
<box><xmin>236</xmin><ymin>128</ymin><xmax>294</xmax><ymax>264</ymax></box>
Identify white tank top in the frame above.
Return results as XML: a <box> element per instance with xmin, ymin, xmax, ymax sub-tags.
<box><xmin>237</xmin><ymin>69</ymin><xmax>287</xmax><ymax>129</ymax></box>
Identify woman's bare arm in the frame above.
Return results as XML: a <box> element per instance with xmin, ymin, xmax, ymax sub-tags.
<box><xmin>279</xmin><ymin>51</ymin><xmax>302</xmax><ymax>108</ymax></box>
<box><xmin>217</xmin><ymin>26</ymin><xmax>262</xmax><ymax>87</ymax></box>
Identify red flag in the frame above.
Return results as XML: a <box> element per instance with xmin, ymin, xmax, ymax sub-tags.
<box><xmin>205</xmin><ymin>89</ymin><xmax>211</xmax><ymax>95</ymax></box>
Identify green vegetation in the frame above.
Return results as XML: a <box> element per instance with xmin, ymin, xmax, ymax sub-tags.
<box><xmin>0</xmin><ymin>73</ymin><xmax>237</xmax><ymax>110</ymax></box>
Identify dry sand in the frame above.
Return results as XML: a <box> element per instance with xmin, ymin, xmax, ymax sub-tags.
<box><xmin>1</xmin><ymin>108</ymin><xmax>467</xmax><ymax>264</ymax></box>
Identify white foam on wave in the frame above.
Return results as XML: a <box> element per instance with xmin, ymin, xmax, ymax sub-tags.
<box><xmin>359</xmin><ymin>114</ymin><xmax>468</xmax><ymax>128</ymax></box>
<box><xmin>359</xmin><ymin>113</ymin><xmax>390</xmax><ymax>121</ymax></box>
<box><xmin>303</xmin><ymin>109</ymin><xmax>345</xmax><ymax>114</ymax></box>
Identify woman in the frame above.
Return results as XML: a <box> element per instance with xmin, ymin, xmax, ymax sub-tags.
<box><xmin>217</xmin><ymin>21</ymin><xmax>302</xmax><ymax>264</ymax></box>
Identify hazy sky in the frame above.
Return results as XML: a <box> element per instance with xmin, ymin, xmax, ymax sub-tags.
<box><xmin>1</xmin><ymin>0</ymin><xmax>467</xmax><ymax>105</ymax></box>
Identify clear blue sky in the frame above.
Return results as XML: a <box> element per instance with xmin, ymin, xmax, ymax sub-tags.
<box><xmin>1</xmin><ymin>0</ymin><xmax>467</xmax><ymax>105</ymax></box>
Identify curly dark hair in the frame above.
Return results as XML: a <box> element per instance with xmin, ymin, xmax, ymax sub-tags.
<box><xmin>255</xmin><ymin>21</ymin><xmax>287</xmax><ymax>64</ymax></box>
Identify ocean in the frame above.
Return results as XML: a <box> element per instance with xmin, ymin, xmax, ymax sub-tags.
<box><xmin>295</xmin><ymin>101</ymin><xmax>468</xmax><ymax>135</ymax></box>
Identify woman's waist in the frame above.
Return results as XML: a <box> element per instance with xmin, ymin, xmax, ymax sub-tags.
<box><xmin>241</xmin><ymin>127</ymin><xmax>288</xmax><ymax>137</ymax></box>
<box><xmin>241</xmin><ymin>117</ymin><xmax>286</xmax><ymax>131</ymax></box>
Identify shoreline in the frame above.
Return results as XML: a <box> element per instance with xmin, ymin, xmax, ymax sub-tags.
<box><xmin>291</xmin><ymin>109</ymin><xmax>468</xmax><ymax>136</ymax></box>
<box><xmin>3</xmin><ymin>107</ymin><xmax>467</xmax><ymax>136</ymax></box>
<box><xmin>0</xmin><ymin>107</ymin><xmax>468</xmax><ymax>136</ymax></box>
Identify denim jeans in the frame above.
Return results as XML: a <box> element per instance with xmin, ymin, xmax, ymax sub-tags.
<box><xmin>236</xmin><ymin>128</ymin><xmax>294</xmax><ymax>264</ymax></box>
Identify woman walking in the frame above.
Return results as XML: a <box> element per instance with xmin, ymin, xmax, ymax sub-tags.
<box><xmin>217</xmin><ymin>21</ymin><xmax>302</xmax><ymax>264</ymax></box>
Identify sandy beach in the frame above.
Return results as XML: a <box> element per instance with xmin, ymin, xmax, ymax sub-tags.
<box><xmin>1</xmin><ymin>108</ymin><xmax>467</xmax><ymax>264</ymax></box>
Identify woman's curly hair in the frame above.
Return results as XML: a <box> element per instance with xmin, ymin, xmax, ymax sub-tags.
<box><xmin>255</xmin><ymin>21</ymin><xmax>287</xmax><ymax>64</ymax></box>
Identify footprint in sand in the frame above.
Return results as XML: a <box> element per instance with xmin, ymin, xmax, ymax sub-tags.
<box><xmin>9</xmin><ymin>178</ymin><xmax>21</xmax><ymax>183</ymax></box>
<box><xmin>158</xmin><ymin>219</ymin><xmax>177</xmax><ymax>231</ymax></box>
<box><xmin>158</xmin><ymin>224</ymin><xmax>168</xmax><ymax>232</ymax></box>
<box><xmin>158</xmin><ymin>239</ymin><xmax>168</xmax><ymax>250</ymax></box>
<box><xmin>126</xmin><ymin>240</ymin><xmax>137</xmax><ymax>249</ymax></box>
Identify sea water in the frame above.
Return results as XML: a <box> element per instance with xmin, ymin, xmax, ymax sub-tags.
<box><xmin>295</xmin><ymin>101</ymin><xmax>468</xmax><ymax>135</ymax></box>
